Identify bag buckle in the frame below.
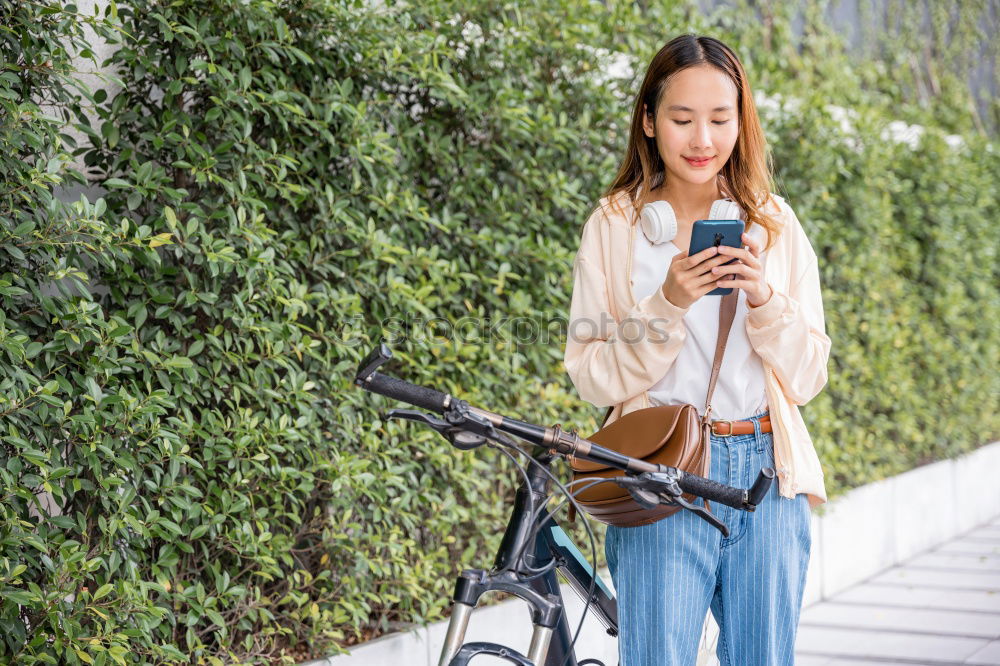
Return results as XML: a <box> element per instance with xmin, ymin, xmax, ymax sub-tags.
<box><xmin>713</xmin><ymin>419</ymin><xmax>737</xmax><ymax>437</ymax></box>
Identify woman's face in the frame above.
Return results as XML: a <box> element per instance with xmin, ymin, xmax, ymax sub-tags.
<box><xmin>642</xmin><ymin>63</ymin><xmax>740</xmax><ymax>190</ymax></box>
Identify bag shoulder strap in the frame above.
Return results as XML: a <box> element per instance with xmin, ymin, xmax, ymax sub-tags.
<box><xmin>702</xmin><ymin>289</ymin><xmax>739</xmax><ymax>423</ymax></box>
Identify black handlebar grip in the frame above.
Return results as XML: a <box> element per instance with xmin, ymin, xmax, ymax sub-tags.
<box><xmin>678</xmin><ymin>472</ymin><xmax>747</xmax><ymax>509</ymax></box>
<box><xmin>361</xmin><ymin>373</ymin><xmax>450</xmax><ymax>413</ymax></box>
<box><xmin>747</xmin><ymin>467</ymin><xmax>775</xmax><ymax>507</ymax></box>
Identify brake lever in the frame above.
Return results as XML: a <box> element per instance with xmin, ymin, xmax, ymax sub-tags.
<box><xmin>617</xmin><ymin>474</ymin><xmax>730</xmax><ymax>538</ymax></box>
<box><xmin>667</xmin><ymin>493</ymin><xmax>730</xmax><ymax>538</ymax></box>
<box><xmin>652</xmin><ymin>474</ymin><xmax>731</xmax><ymax>537</ymax></box>
<box><xmin>388</xmin><ymin>408</ymin><xmax>448</xmax><ymax>427</ymax></box>
<box><xmin>387</xmin><ymin>408</ymin><xmax>492</xmax><ymax>451</ymax></box>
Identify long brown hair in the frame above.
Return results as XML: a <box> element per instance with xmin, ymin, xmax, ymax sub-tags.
<box><xmin>603</xmin><ymin>34</ymin><xmax>782</xmax><ymax>250</ymax></box>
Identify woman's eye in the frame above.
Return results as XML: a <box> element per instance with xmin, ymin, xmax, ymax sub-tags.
<box><xmin>671</xmin><ymin>120</ymin><xmax>730</xmax><ymax>125</ymax></box>
<box><xmin>672</xmin><ymin>120</ymin><xmax>691</xmax><ymax>125</ymax></box>
<box><xmin>713</xmin><ymin>120</ymin><xmax>730</xmax><ymax>125</ymax></box>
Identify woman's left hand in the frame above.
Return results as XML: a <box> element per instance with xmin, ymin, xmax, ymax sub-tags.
<box><xmin>712</xmin><ymin>232</ymin><xmax>774</xmax><ymax>307</ymax></box>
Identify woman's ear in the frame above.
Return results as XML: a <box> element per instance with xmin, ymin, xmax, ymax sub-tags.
<box><xmin>642</xmin><ymin>103</ymin><xmax>655</xmax><ymax>138</ymax></box>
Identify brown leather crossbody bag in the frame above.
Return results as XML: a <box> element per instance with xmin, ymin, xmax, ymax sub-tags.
<box><xmin>568</xmin><ymin>289</ymin><xmax>738</xmax><ymax>527</ymax></box>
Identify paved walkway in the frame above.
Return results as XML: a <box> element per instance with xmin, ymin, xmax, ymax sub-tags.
<box><xmin>795</xmin><ymin>514</ymin><xmax>1000</xmax><ymax>665</ymax></box>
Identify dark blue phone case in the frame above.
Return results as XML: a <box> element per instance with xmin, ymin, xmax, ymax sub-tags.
<box><xmin>688</xmin><ymin>219</ymin><xmax>745</xmax><ymax>296</ymax></box>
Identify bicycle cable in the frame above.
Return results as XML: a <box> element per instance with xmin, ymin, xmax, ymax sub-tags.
<box><xmin>487</xmin><ymin>431</ymin><xmax>538</xmax><ymax>533</ymax></box>
<box><xmin>513</xmin><ymin>476</ymin><xmax>619</xmax><ymax>572</ymax></box>
<box><xmin>513</xmin><ymin>477</ymin><xmax>613</xmax><ymax>578</ymax></box>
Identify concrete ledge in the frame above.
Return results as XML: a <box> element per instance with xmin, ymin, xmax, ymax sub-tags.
<box><xmin>819</xmin><ymin>439</ymin><xmax>1000</xmax><ymax>598</ymax></box>
<box><xmin>311</xmin><ymin>440</ymin><xmax>1000</xmax><ymax>666</ymax></box>
<box><xmin>892</xmin><ymin>459</ymin><xmax>956</xmax><ymax>562</ymax></box>
<box><xmin>820</xmin><ymin>475</ymin><xmax>896</xmax><ymax>596</ymax></box>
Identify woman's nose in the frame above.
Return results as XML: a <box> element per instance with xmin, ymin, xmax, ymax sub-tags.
<box><xmin>691</xmin><ymin>122</ymin><xmax>712</xmax><ymax>149</ymax></box>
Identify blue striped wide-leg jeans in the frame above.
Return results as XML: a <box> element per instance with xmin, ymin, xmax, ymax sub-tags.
<box><xmin>605</xmin><ymin>409</ymin><xmax>812</xmax><ymax>666</ymax></box>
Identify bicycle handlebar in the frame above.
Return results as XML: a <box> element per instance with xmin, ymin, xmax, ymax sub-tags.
<box><xmin>678</xmin><ymin>472</ymin><xmax>748</xmax><ymax>509</ymax></box>
<box><xmin>363</xmin><ymin>372</ymin><xmax>451</xmax><ymax>413</ymax></box>
<box><xmin>354</xmin><ymin>342</ymin><xmax>771</xmax><ymax>512</ymax></box>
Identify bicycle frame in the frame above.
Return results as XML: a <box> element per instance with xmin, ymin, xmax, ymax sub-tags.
<box><xmin>437</xmin><ymin>446</ymin><xmax>618</xmax><ymax>666</ymax></box>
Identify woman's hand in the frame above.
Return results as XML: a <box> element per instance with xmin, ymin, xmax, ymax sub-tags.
<box><xmin>713</xmin><ymin>232</ymin><xmax>773</xmax><ymax>307</ymax></box>
<box><xmin>661</xmin><ymin>245</ymin><xmax>740</xmax><ymax>309</ymax></box>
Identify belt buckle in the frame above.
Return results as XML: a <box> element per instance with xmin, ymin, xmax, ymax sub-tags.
<box><xmin>713</xmin><ymin>419</ymin><xmax>737</xmax><ymax>437</ymax></box>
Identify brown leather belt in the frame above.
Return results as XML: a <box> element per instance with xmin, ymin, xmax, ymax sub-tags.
<box><xmin>710</xmin><ymin>412</ymin><xmax>771</xmax><ymax>437</ymax></box>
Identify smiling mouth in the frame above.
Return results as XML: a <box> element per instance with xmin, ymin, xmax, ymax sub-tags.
<box><xmin>684</xmin><ymin>156</ymin><xmax>714</xmax><ymax>166</ymax></box>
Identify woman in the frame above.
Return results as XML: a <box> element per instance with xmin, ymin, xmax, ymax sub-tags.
<box><xmin>563</xmin><ymin>34</ymin><xmax>832</xmax><ymax>665</ymax></box>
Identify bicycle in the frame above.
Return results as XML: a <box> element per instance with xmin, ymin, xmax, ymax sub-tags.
<box><xmin>354</xmin><ymin>340</ymin><xmax>775</xmax><ymax>666</ymax></box>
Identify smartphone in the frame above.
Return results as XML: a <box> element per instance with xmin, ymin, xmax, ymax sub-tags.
<box><xmin>688</xmin><ymin>219</ymin><xmax>745</xmax><ymax>296</ymax></box>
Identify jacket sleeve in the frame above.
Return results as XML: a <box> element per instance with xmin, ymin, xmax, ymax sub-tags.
<box><xmin>563</xmin><ymin>208</ymin><xmax>691</xmax><ymax>408</ymax></box>
<box><xmin>744</xmin><ymin>212</ymin><xmax>832</xmax><ymax>406</ymax></box>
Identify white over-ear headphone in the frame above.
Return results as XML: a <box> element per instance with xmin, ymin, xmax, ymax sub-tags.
<box><xmin>640</xmin><ymin>198</ymin><xmax>744</xmax><ymax>245</ymax></box>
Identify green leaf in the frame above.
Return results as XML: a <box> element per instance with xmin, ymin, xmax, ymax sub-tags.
<box><xmin>13</xmin><ymin>221</ymin><xmax>35</xmax><ymax>236</ymax></box>
<box><xmin>134</xmin><ymin>303</ymin><xmax>148</xmax><ymax>329</ymax></box>
<box><xmin>85</xmin><ymin>376</ymin><xmax>104</xmax><ymax>402</ymax></box>
<box><xmin>163</xmin><ymin>356</ymin><xmax>192</xmax><ymax>369</ymax></box>
<box><xmin>92</xmin><ymin>583</ymin><xmax>114</xmax><ymax>601</ymax></box>
<box><xmin>2</xmin><ymin>588</ymin><xmax>33</xmax><ymax>605</ymax></box>
<box><xmin>38</xmin><ymin>394</ymin><xmax>63</xmax><ymax>407</ymax></box>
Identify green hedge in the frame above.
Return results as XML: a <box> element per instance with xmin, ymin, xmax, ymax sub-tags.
<box><xmin>1</xmin><ymin>0</ymin><xmax>997</xmax><ymax>663</ymax></box>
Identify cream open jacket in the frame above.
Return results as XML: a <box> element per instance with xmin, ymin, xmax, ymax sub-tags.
<box><xmin>563</xmin><ymin>191</ymin><xmax>831</xmax><ymax>507</ymax></box>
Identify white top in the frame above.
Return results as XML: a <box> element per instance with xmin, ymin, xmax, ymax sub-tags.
<box><xmin>631</xmin><ymin>221</ymin><xmax>769</xmax><ymax>420</ymax></box>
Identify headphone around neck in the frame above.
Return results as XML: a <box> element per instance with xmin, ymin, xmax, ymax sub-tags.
<box><xmin>639</xmin><ymin>197</ymin><xmax>744</xmax><ymax>245</ymax></box>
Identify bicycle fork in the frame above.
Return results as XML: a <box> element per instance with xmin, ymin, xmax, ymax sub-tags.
<box><xmin>437</xmin><ymin>568</ymin><xmax>562</xmax><ymax>666</ymax></box>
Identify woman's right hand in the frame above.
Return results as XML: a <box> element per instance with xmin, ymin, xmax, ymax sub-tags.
<box><xmin>661</xmin><ymin>246</ymin><xmax>737</xmax><ymax>309</ymax></box>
